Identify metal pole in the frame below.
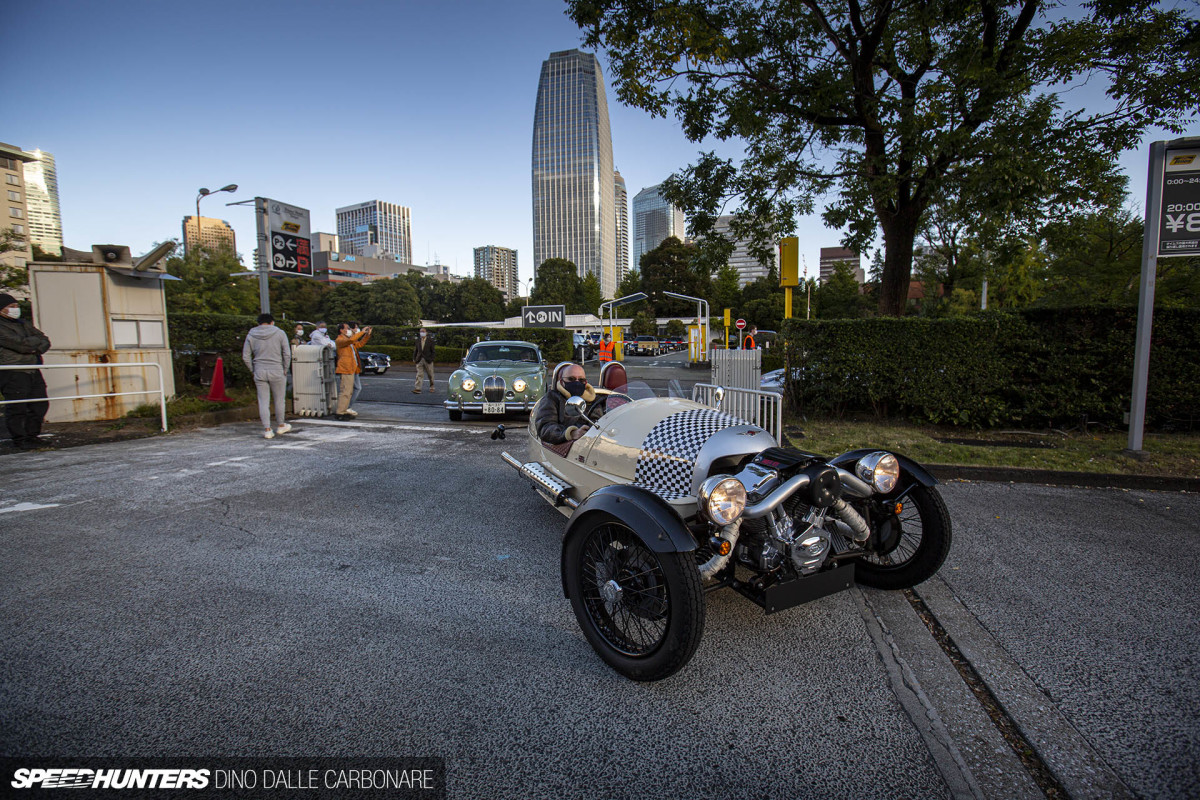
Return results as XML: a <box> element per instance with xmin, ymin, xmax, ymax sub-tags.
<box><xmin>195</xmin><ymin>197</ymin><xmax>202</xmax><ymax>255</ymax></box>
<box><xmin>255</xmin><ymin>196</ymin><xmax>271</xmax><ymax>314</ymax></box>
<box><xmin>1127</xmin><ymin>141</ymin><xmax>1166</xmax><ymax>453</ymax></box>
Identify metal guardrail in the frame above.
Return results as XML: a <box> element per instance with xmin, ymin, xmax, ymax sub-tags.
<box><xmin>0</xmin><ymin>361</ymin><xmax>168</xmax><ymax>432</ymax></box>
<box><xmin>710</xmin><ymin>348</ymin><xmax>762</xmax><ymax>390</ymax></box>
<box><xmin>692</xmin><ymin>382</ymin><xmax>782</xmax><ymax>443</ymax></box>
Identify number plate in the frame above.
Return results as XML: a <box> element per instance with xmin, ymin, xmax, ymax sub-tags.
<box><xmin>483</xmin><ymin>402</ymin><xmax>506</xmax><ymax>415</ymax></box>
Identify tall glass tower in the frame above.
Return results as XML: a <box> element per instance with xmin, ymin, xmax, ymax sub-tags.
<box><xmin>22</xmin><ymin>149</ymin><xmax>62</xmax><ymax>256</ymax></box>
<box><xmin>335</xmin><ymin>200</ymin><xmax>412</xmax><ymax>262</ymax></box>
<box><xmin>532</xmin><ymin>49</ymin><xmax>616</xmax><ymax>298</ymax></box>
<box><xmin>614</xmin><ymin>170</ymin><xmax>628</xmax><ymax>288</ymax></box>
<box><xmin>633</xmin><ymin>183</ymin><xmax>686</xmax><ymax>268</ymax></box>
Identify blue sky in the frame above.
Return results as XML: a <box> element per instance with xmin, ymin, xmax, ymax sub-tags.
<box><xmin>4</xmin><ymin>0</ymin><xmax>1190</xmax><ymax>289</ymax></box>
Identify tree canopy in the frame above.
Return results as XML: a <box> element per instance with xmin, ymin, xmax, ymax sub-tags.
<box><xmin>569</xmin><ymin>0</ymin><xmax>1200</xmax><ymax>315</ymax></box>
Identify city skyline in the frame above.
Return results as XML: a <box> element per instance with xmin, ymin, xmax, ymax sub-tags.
<box><xmin>2</xmin><ymin>0</ymin><xmax>1182</xmax><ymax>296</ymax></box>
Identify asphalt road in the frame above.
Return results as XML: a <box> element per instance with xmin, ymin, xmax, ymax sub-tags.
<box><xmin>1</xmin><ymin>417</ymin><xmax>1197</xmax><ymax>799</ymax></box>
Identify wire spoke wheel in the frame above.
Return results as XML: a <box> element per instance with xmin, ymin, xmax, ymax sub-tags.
<box><xmin>855</xmin><ymin>484</ymin><xmax>952</xmax><ymax>590</ymax></box>
<box><xmin>565</xmin><ymin>513</ymin><xmax>706</xmax><ymax>681</ymax></box>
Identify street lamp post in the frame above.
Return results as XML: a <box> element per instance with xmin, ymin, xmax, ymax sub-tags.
<box><xmin>194</xmin><ymin>184</ymin><xmax>238</xmax><ymax>255</ymax></box>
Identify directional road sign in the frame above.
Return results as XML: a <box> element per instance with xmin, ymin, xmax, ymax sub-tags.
<box><xmin>522</xmin><ymin>304</ymin><xmax>566</xmax><ymax>328</ymax></box>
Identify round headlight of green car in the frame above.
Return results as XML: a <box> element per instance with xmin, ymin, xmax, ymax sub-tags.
<box><xmin>461</xmin><ymin>377</ymin><xmax>476</xmax><ymax>392</ymax></box>
<box><xmin>513</xmin><ymin>378</ymin><xmax>527</xmax><ymax>393</ymax></box>
<box><xmin>855</xmin><ymin>451</ymin><xmax>900</xmax><ymax>494</ymax></box>
<box><xmin>698</xmin><ymin>476</ymin><xmax>747</xmax><ymax>526</ymax></box>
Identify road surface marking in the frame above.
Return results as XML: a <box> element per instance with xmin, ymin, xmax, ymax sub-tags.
<box><xmin>0</xmin><ymin>502</ymin><xmax>61</xmax><ymax>514</ymax></box>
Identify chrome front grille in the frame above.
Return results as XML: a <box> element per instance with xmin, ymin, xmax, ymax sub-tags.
<box><xmin>483</xmin><ymin>375</ymin><xmax>506</xmax><ymax>402</ymax></box>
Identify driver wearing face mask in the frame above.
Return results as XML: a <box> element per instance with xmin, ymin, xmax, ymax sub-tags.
<box><xmin>533</xmin><ymin>362</ymin><xmax>611</xmax><ymax>444</ymax></box>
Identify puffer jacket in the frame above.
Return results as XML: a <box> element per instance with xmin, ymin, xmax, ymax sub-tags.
<box><xmin>534</xmin><ymin>382</ymin><xmax>608</xmax><ymax>444</ymax></box>
<box><xmin>0</xmin><ymin>315</ymin><xmax>51</xmax><ymax>370</ymax></box>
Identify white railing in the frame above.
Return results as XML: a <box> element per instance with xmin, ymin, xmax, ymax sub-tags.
<box><xmin>0</xmin><ymin>361</ymin><xmax>168</xmax><ymax>432</ymax></box>
<box><xmin>692</xmin><ymin>382</ymin><xmax>782</xmax><ymax>443</ymax></box>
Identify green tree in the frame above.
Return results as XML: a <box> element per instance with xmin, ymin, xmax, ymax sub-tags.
<box><xmin>616</xmin><ymin>268</ymin><xmax>642</xmax><ymax>300</ymax></box>
<box><xmin>165</xmin><ymin>243</ymin><xmax>260</xmax><ymax>315</ymax></box>
<box><xmin>579</xmin><ymin>272</ymin><xmax>604</xmax><ymax>316</ymax></box>
<box><xmin>0</xmin><ymin>227</ymin><xmax>29</xmax><ymax>292</ymax></box>
<box><xmin>570</xmin><ymin>0</ymin><xmax>1199</xmax><ymax>316</ymax></box>
<box><xmin>455</xmin><ymin>277</ymin><xmax>506</xmax><ymax>322</ymax></box>
<box><xmin>365</xmin><ymin>277</ymin><xmax>422</xmax><ymax>325</ymax></box>
<box><xmin>269</xmin><ymin>276</ymin><xmax>329</xmax><ymax>322</ymax></box>
<box><xmin>322</xmin><ymin>281</ymin><xmax>370</xmax><ymax>324</ymax></box>
<box><xmin>814</xmin><ymin>263</ymin><xmax>867</xmax><ymax>320</ymax></box>
<box><xmin>665</xmin><ymin>318</ymin><xmax>687</xmax><ymax>337</ymax></box>
<box><xmin>532</xmin><ymin>258</ymin><xmax>583</xmax><ymax>309</ymax></box>
<box><xmin>709</xmin><ymin>263</ymin><xmax>742</xmax><ymax>318</ymax></box>
<box><xmin>1037</xmin><ymin>204</ymin><xmax>1143</xmax><ymax>306</ymax></box>
<box><xmin>504</xmin><ymin>296</ymin><xmax>526</xmax><ymax>318</ymax></box>
<box><xmin>639</xmin><ymin>236</ymin><xmax>708</xmax><ymax>315</ymax></box>
<box><xmin>630</xmin><ymin>309</ymin><xmax>657</xmax><ymax>336</ymax></box>
<box><xmin>30</xmin><ymin>243</ymin><xmax>62</xmax><ymax>262</ymax></box>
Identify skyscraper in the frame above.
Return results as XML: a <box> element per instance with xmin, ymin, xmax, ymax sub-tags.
<box><xmin>614</xmin><ymin>170</ymin><xmax>629</xmax><ymax>288</ymax></box>
<box><xmin>632</xmin><ymin>183</ymin><xmax>686</xmax><ymax>267</ymax></box>
<box><xmin>714</xmin><ymin>215</ymin><xmax>773</xmax><ymax>286</ymax></box>
<box><xmin>532</xmin><ymin>49</ymin><xmax>617</xmax><ymax>297</ymax></box>
<box><xmin>182</xmin><ymin>216</ymin><xmax>237</xmax><ymax>255</ymax></box>
<box><xmin>0</xmin><ymin>142</ymin><xmax>34</xmax><ymax>282</ymax></box>
<box><xmin>474</xmin><ymin>245</ymin><xmax>519</xmax><ymax>301</ymax></box>
<box><xmin>21</xmin><ymin>149</ymin><xmax>62</xmax><ymax>256</ymax></box>
<box><xmin>336</xmin><ymin>200</ymin><xmax>412</xmax><ymax>262</ymax></box>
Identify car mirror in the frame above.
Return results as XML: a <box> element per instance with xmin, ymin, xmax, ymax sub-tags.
<box><xmin>565</xmin><ymin>396</ymin><xmax>587</xmax><ymax>418</ymax></box>
<box><xmin>711</xmin><ymin>386</ymin><xmax>725</xmax><ymax>409</ymax></box>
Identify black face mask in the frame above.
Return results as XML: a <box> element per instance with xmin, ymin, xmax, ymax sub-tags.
<box><xmin>563</xmin><ymin>379</ymin><xmax>587</xmax><ymax>397</ymax></box>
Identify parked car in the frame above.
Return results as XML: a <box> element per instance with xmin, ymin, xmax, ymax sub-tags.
<box><xmin>662</xmin><ymin>336</ymin><xmax>684</xmax><ymax>351</ymax></box>
<box><xmin>632</xmin><ymin>335</ymin><xmax>659</xmax><ymax>356</ymax></box>
<box><xmin>573</xmin><ymin>333</ymin><xmax>595</xmax><ymax>362</ymax></box>
<box><xmin>445</xmin><ymin>341</ymin><xmax>548</xmax><ymax>421</ymax></box>
<box><xmin>358</xmin><ymin>351</ymin><xmax>391</xmax><ymax>374</ymax></box>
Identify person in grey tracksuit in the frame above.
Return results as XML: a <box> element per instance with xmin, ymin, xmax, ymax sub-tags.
<box><xmin>242</xmin><ymin>313</ymin><xmax>292</xmax><ymax>439</ymax></box>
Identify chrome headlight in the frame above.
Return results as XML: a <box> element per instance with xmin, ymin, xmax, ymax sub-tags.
<box><xmin>513</xmin><ymin>378</ymin><xmax>527</xmax><ymax>393</ymax></box>
<box><xmin>855</xmin><ymin>451</ymin><xmax>900</xmax><ymax>494</ymax></box>
<box><xmin>698</xmin><ymin>476</ymin><xmax>747</xmax><ymax>526</ymax></box>
<box><xmin>461</xmin><ymin>377</ymin><xmax>476</xmax><ymax>392</ymax></box>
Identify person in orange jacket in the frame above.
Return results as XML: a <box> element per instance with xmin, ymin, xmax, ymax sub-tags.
<box><xmin>334</xmin><ymin>322</ymin><xmax>369</xmax><ymax>420</ymax></box>
<box><xmin>743</xmin><ymin>324</ymin><xmax>758</xmax><ymax>350</ymax></box>
<box><xmin>597</xmin><ymin>333</ymin><xmax>615</xmax><ymax>363</ymax></box>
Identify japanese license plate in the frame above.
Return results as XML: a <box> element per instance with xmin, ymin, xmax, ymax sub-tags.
<box><xmin>483</xmin><ymin>402</ymin><xmax>506</xmax><ymax>415</ymax></box>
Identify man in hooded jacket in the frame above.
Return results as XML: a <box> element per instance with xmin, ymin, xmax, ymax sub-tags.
<box><xmin>0</xmin><ymin>293</ymin><xmax>51</xmax><ymax>450</ymax></box>
<box><xmin>242</xmin><ymin>313</ymin><xmax>292</xmax><ymax>439</ymax></box>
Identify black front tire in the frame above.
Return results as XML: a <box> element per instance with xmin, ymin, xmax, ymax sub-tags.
<box><xmin>564</xmin><ymin>514</ymin><xmax>705</xmax><ymax>681</ymax></box>
<box><xmin>448</xmin><ymin>409</ymin><xmax>462</xmax><ymax>421</ymax></box>
<box><xmin>855</xmin><ymin>484</ymin><xmax>952</xmax><ymax>590</ymax></box>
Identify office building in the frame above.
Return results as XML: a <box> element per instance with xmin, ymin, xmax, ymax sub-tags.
<box><xmin>614</xmin><ymin>170</ymin><xmax>629</xmax><ymax>286</ymax></box>
<box><xmin>532</xmin><ymin>49</ymin><xmax>617</xmax><ymax>297</ymax></box>
<box><xmin>313</xmin><ymin>250</ymin><xmax>457</xmax><ymax>285</ymax></box>
<box><xmin>182</xmin><ymin>216</ymin><xmax>237</xmax><ymax>255</ymax></box>
<box><xmin>336</xmin><ymin>200</ymin><xmax>412</xmax><ymax>263</ymax></box>
<box><xmin>474</xmin><ymin>245</ymin><xmax>519</xmax><ymax>301</ymax></box>
<box><xmin>21</xmin><ymin>149</ymin><xmax>62</xmax><ymax>256</ymax></box>
<box><xmin>1</xmin><ymin>142</ymin><xmax>35</xmax><ymax>281</ymax></box>
<box><xmin>713</xmin><ymin>215</ymin><xmax>773</xmax><ymax>286</ymax></box>
<box><xmin>819</xmin><ymin>246</ymin><xmax>863</xmax><ymax>284</ymax></box>
<box><xmin>311</xmin><ymin>232</ymin><xmax>339</xmax><ymax>253</ymax></box>
<box><xmin>633</xmin><ymin>183</ymin><xmax>687</xmax><ymax>267</ymax></box>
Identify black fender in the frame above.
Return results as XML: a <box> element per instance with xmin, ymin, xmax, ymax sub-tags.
<box><xmin>560</xmin><ymin>484</ymin><xmax>698</xmax><ymax>598</ymax></box>
<box><xmin>829</xmin><ymin>448</ymin><xmax>939</xmax><ymax>492</ymax></box>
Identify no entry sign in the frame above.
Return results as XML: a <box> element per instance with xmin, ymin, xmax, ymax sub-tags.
<box><xmin>735</xmin><ymin>319</ymin><xmax>746</xmax><ymax>330</ymax></box>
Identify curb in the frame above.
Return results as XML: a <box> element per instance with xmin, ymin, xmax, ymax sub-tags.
<box><xmin>927</xmin><ymin>463</ymin><xmax>1199</xmax><ymax>492</ymax></box>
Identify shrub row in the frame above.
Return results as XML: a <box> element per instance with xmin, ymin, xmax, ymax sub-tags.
<box><xmin>167</xmin><ymin>314</ymin><xmax>574</xmax><ymax>387</ymax></box>
<box><xmin>779</xmin><ymin>308</ymin><xmax>1200</xmax><ymax>429</ymax></box>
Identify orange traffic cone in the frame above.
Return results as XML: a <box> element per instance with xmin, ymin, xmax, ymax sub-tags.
<box><xmin>204</xmin><ymin>356</ymin><xmax>233</xmax><ymax>402</ymax></box>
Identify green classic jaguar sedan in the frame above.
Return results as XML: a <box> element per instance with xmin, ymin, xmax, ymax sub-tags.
<box><xmin>444</xmin><ymin>340</ymin><xmax>548</xmax><ymax>421</ymax></box>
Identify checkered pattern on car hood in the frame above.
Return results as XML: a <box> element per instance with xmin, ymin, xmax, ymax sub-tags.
<box><xmin>633</xmin><ymin>408</ymin><xmax>745</xmax><ymax>498</ymax></box>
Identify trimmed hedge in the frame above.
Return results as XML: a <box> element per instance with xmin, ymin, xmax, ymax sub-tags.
<box><xmin>779</xmin><ymin>308</ymin><xmax>1200</xmax><ymax>429</ymax></box>
<box><xmin>167</xmin><ymin>315</ymin><xmax>574</xmax><ymax>387</ymax></box>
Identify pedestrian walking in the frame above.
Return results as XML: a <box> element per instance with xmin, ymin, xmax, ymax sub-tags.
<box><xmin>0</xmin><ymin>293</ymin><xmax>51</xmax><ymax>451</ymax></box>
<box><xmin>335</xmin><ymin>322</ymin><xmax>368</xmax><ymax>419</ymax></box>
<box><xmin>242</xmin><ymin>313</ymin><xmax>292</xmax><ymax>439</ymax></box>
<box><xmin>348</xmin><ymin>321</ymin><xmax>372</xmax><ymax>412</ymax></box>
<box><xmin>412</xmin><ymin>327</ymin><xmax>436</xmax><ymax>394</ymax></box>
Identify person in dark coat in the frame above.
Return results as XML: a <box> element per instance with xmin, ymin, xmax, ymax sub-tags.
<box><xmin>533</xmin><ymin>363</ymin><xmax>609</xmax><ymax>444</ymax></box>
<box><xmin>412</xmin><ymin>327</ymin><xmax>436</xmax><ymax>394</ymax></box>
<box><xmin>0</xmin><ymin>293</ymin><xmax>52</xmax><ymax>450</ymax></box>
